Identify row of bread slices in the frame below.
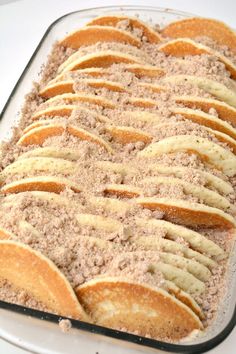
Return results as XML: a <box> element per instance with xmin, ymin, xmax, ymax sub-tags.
<box><xmin>18</xmin><ymin>74</ymin><xmax>236</xmax><ymax>172</ymax></box>
<box><xmin>54</xmin><ymin>15</ymin><xmax>236</xmax><ymax>80</ymax></box>
<box><xmin>0</xmin><ymin>147</ymin><xmax>236</xmax><ymax>229</ymax></box>
<box><xmin>0</xmin><ymin>182</ymin><xmax>227</xmax><ymax>340</ymax></box>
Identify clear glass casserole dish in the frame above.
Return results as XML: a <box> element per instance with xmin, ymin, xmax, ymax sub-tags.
<box><xmin>0</xmin><ymin>5</ymin><xmax>235</xmax><ymax>353</ymax></box>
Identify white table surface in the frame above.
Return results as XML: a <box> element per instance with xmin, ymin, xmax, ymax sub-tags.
<box><xmin>0</xmin><ymin>0</ymin><xmax>236</xmax><ymax>352</ymax></box>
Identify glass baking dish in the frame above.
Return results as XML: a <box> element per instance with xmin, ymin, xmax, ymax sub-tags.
<box><xmin>0</xmin><ymin>5</ymin><xmax>236</xmax><ymax>354</ymax></box>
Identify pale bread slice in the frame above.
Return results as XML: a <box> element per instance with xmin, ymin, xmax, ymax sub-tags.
<box><xmin>41</xmin><ymin>93</ymin><xmax>115</xmax><ymax>109</ymax></box>
<box><xmin>94</xmin><ymin>161</ymin><xmax>138</xmax><ymax>176</ymax></box>
<box><xmin>87</xmin><ymin>15</ymin><xmax>162</xmax><ymax>43</ymax></box>
<box><xmin>146</xmin><ymin>120</ymin><xmax>236</xmax><ymax>154</ymax></box>
<box><xmin>131</xmin><ymin>235</ymin><xmax>216</xmax><ymax>268</ymax></box>
<box><xmin>89</xmin><ymin>196</ymin><xmax>132</xmax><ymax>214</ymax></box>
<box><xmin>106</xmin><ymin>125</ymin><xmax>152</xmax><ymax>144</ymax></box>
<box><xmin>162</xmin><ymin>17</ymin><xmax>236</xmax><ymax>54</ymax></box>
<box><xmin>204</xmin><ymin>126</ymin><xmax>236</xmax><ymax>154</ymax></box>
<box><xmin>1</xmin><ymin>176</ymin><xmax>82</xmax><ymax>195</ymax></box>
<box><xmin>58</xmin><ymin>43</ymin><xmax>149</xmax><ymax>73</ymax></box>
<box><xmin>76</xmin><ymin>213</ymin><xmax>122</xmax><ymax>233</ymax></box>
<box><xmin>50</xmin><ymin>68</ymin><xmax>111</xmax><ymax>84</ymax></box>
<box><xmin>60</xmin><ymin>25</ymin><xmax>141</xmax><ymax>49</ymax></box>
<box><xmin>18</xmin><ymin>147</ymin><xmax>83</xmax><ymax>161</ymax></box>
<box><xmin>120</xmin><ymin>110</ymin><xmax>162</xmax><ymax>123</ymax></box>
<box><xmin>2</xmin><ymin>191</ymin><xmax>80</xmax><ymax>209</ymax></box>
<box><xmin>151</xmin><ymin>262</ymin><xmax>205</xmax><ymax>295</ymax></box>
<box><xmin>17</xmin><ymin>124</ymin><xmax>114</xmax><ymax>153</ymax></box>
<box><xmin>136</xmin><ymin>197</ymin><xmax>236</xmax><ymax>228</ymax></box>
<box><xmin>165</xmin><ymin>280</ymin><xmax>204</xmax><ymax>319</ymax></box>
<box><xmin>141</xmin><ymin>176</ymin><xmax>231</xmax><ymax>210</ymax></box>
<box><xmin>174</xmin><ymin>95</ymin><xmax>236</xmax><ymax>126</ymax></box>
<box><xmin>104</xmin><ymin>184</ymin><xmax>142</xmax><ymax>198</ymax></box>
<box><xmin>162</xmin><ymin>75</ymin><xmax>236</xmax><ymax>108</ymax></box>
<box><xmin>0</xmin><ymin>157</ymin><xmax>76</xmax><ymax>182</ymax></box>
<box><xmin>158</xmin><ymin>252</ymin><xmax>211</xmax><ymax>282</ymax></box>
<box><xmin>138</xmin><ymin>135</ymin><xmax>236</xmax><ymax>176</ymax></box>
<box><xmin>172</xmin><ymin>107</ymin><xmax>236</xmax><ymax>140</ymax></box>
<box><xmin>136</xmin><ymin>218</ymin><xmax>224</xmax><ymax>259</ymax></box>
<box><xmin>0</xmin><ymin>240</ymin><xmax>88</xmax><ymax>320</ymax></box>
<box><xmin>159</xmin><ymin>38</ymin><xmax>236</xmax><ymax>79</ymax></box>
<box><xmin>76</xmin><ymin>277</ymin><xmax>202</xmax><ymax>340</ymax></box>
<box><xmin>52</xmin><ymin>64</ymin><xmax>164</xmax><ymax>82</ymax></box>
<box><xmin>111</xmin><ymin>250</ymin><xmax>205</xmax><ymax>294</ymax></box>
<box><xmin>147</xmin><ymin>164</ymin><xmax>233</xmax><ymax>195</ymax></box>
<box><xmin>60</xmin><ymin>51</ymin><xmax>144</xmax><ymax>73</ymax></box>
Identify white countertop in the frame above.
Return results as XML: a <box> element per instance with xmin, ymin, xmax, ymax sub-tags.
<box><xmin>0</xmin><ymin>0</ymin><xmax>236</xmax><ymax>352</ymax></box>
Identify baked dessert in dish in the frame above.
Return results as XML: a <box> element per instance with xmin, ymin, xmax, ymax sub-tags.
<box><xmin>0</xmin><ymin>13</ymin><xmax>236</xmax><ymax>343</ymax></box>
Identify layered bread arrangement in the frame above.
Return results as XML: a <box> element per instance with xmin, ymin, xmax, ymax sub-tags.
<box><xmin>0</xmin><ymin>14</ymin><xmax>236</xmax><ymax>342</ymax></box>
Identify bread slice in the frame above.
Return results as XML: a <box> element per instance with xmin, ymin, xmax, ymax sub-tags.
<box><xmin>76</xmin><ymin>213</ymin><xmax>123</xmax><ymax>233</ymax></box>
<box><xmin>0</xmin><ymin>240</ymin><xmax>88</xmax><ymax>320</ymax></box>
<box><xmin>136</xmin><ymin>197</ymin><xmax>236</xmax><ymax>228</ymax></box>
<box><xmin>17</xmin><ymin>124</ymin><xmax>113</xmax><ymax>153</ymax></box>
<box><xmin>147</xmin><ymin>164</ymin><xmax>233</xmax><ymax>195</ymax></box>
<box><xmin>159</xmin><ymin>38</ymin><xmax>236</xmax><ymax>79</ymax></box>
<box><xmin>60</xmin><ymin>51</ymin><xmax>144</xmax><ymax>73</ymax></box>
<box><xmin>136</xmin><ymin>218</ymin><xmax>224</xmax><ymax>258</ymax></box>
<box><xmin>172</xmin><ymin>107</ymin><xmax>236</xmax><ymax>140</ymax></box>
<box><xmin>41</xmin><ymin>93</ymin><xmax>115</xmax><ymax>109</ymax></box>
<box><xmin>131</xmin><ymin>235</ymin><xmax>216</xmax><ymax>268</ymax></box>
<box><xmin>76</xmin><ymin>277</ymin><xmax>202</xmax><ymax>340</ymax></box>
<box><xmin>174</xmin><ymin>96</ymin><xmax>236</xmax><ymax>126</ymax></box>
<box><xmin>141</xmin><ymin>176</ymin><xmax>232</xmax><ymax>210</ymax></box>
<box><xmin>87</xmin><ymin>15</ymin><xmax>162</xmax><ymax>43</ymax></box>
<box><xmin>104</xmin><ymin>184</ymin><xmax>142</xmax><ymax>198</ymax></box>
<box><xmin>1</xmin><ymin>176</ymin><xmax>82</xmax><ymax>195</ymax></box>
<box><xmin>18</xmin><ymin>147</ymin><xmax>82</xmax><ymax>161</ymax></box>
<box><xmin>106</xmin><ymin>125</ymin><xmax>152</xmax><ymax>144</ymax></box>
<box><xmin>0</xmin><ymin>157</ymin><xmax>76</xmax><ymax>181</ymax></box>
<box><xmin>138</xmin><ymin>135</ymin><xmax>236</xmax><ymax>176</ymax></box>
<box><xmin>162</xmin><ymin>75</ymin><xmax>236</xmax><ymax>108</ymax></box>
<box><xmin>162</xmin><ymin>17</ymin><xmax>236</xmax><ymax>54</ymax></box>
<box><xmin>60</xmin><ymin>25</ymin><xmax>141</xmax><ymax>49</ymax></box>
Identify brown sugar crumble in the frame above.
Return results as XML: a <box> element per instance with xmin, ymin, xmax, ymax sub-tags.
<box><xmin>59</xmin><ymin>319</ymin><xmax>72</xmax><ymax>333</ymax></box>
<box><xmin>0</xmin><ymin>13</ymin><xmax>236</xmax><ymax>344</ymax></box>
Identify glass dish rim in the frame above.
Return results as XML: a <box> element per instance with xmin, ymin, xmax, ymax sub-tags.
<box><xmin>0</xmin><ymin>5</ymin><xmax>235</xmax><ymax>353</ymax></box>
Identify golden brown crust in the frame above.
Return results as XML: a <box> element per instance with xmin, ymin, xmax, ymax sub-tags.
<box><xmin>159</xmin><ymin>38</ymin><xmax>236</xmax><ymax>79</ymax></box>
<box><xmin>162</xmin><ymin>17</ymin><xmax>236</xmax><ymax>53</ymax></box>
<box><xmin>87</xmin><ymin>15</ymin><xmax>162</xmax><ymax>43</ymax></box>
<box><xmin>0</xmin><ymin>240</ymin><xmax>88</xmax><ymax>320</ymax></box>
<box><xmin>1</xmin><ymin>176</ymin><xmax>82</xmax><ymax>195</ymax></box>
<box><xmin>174</xmin><ymin>96</ymin><xmax>236</xmax><ymax>126</ymax></box>
<box><xmin>136</xmin><ymin>197</ymin><xmax>236</xmax><ymax>228</ymax></box>
<box><xmin>76</xmin><ymin>277</ymin><xmax>202</xmax><ymax>340</ymax></box>
<box><xmin>172</xmin><ymin>107</ymin><xmax>236</xmax><ymax>140</ymax></box>
<box><xmin>60</xmin><ymin>25</ymin><xmax>141</xmax><ymax>48</ymax></box>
